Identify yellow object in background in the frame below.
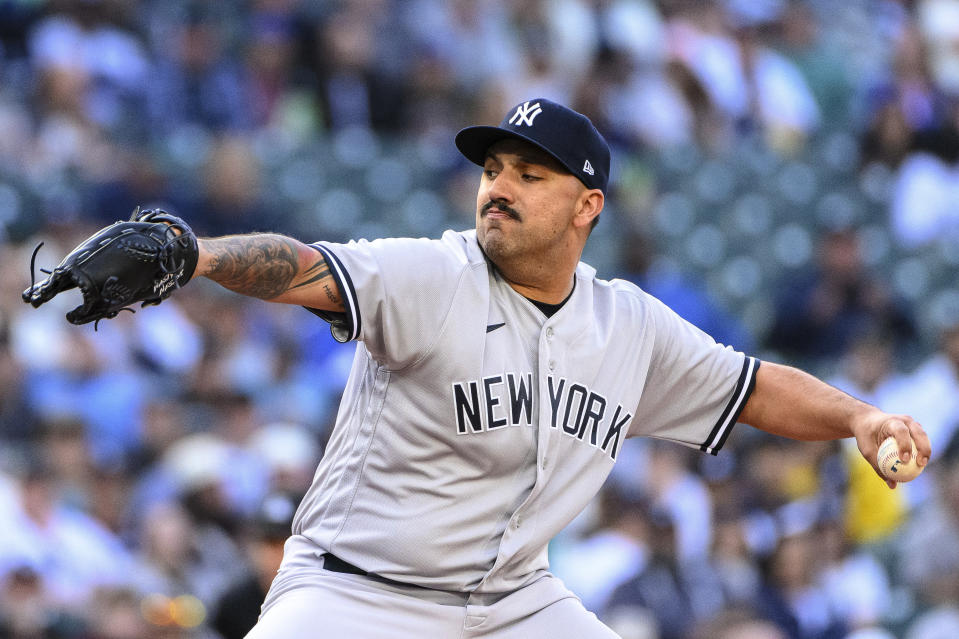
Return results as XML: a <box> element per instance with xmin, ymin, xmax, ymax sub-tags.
<box><xmin>843</xmin><ymin>440</ymin><xmax>908</xmax><ymax>544</ymax></box>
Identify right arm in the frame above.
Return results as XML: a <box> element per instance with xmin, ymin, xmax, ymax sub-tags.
<box><xmin>739</xmin><ymin>360</ymin><xmax>931</xmax><ymax>488</ymax></box>
<box><xmin>193</xmin><ymin>234</ymin><xmax>344</xmax><ymax>312</ymax></box>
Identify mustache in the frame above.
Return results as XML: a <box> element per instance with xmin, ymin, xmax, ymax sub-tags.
<box><xmin>481</xmin><ymin>201</ymin><xmax>521</xmax><ymax>221</ymax></box>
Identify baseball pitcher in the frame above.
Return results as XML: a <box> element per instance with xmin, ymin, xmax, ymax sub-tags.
<box><xmin>23</xmin><ymin>99</ymin><xmax>931</xmax><ymax>638</ymax></box>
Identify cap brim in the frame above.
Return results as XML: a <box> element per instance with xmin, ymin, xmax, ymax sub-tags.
<box><xmin>454</xmin><ymin>125</ymin><xmax>573</xmax><ymax>175</ymax></box>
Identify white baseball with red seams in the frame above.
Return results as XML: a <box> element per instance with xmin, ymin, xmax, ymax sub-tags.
<box><xmin>877</xmin><ymin>436</ymin><xmax>923</xmax><ymax>482</ymax></box>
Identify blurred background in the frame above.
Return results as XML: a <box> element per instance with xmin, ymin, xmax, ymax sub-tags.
<box><xmin>0</xmin><ymin>0</ymin><xmax>958</xmax><ymax>638</ymax></box>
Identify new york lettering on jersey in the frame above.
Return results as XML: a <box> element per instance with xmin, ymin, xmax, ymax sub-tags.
<box><xmin>452</xmin><ymin>373</ymin><xmax>631</xmax><ymax>459</ymax></box>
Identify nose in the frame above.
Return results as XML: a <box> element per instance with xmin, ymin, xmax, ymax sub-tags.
<box><xmin>485</xmin><ymin>171</ymin><xmax>514</xmax><ymax>205</ymax></box>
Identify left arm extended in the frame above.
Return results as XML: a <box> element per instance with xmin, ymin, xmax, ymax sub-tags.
<box><xmin>738</xmin><ymin>361</ymin><xmax>931</xmax><ymax>488</ymax></box>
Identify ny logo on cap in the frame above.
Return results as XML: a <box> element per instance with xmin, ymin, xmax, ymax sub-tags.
<box><xmin>508</xmin><ymin>101</ymin><xmax>543</xmax><ymax>127</ymax></box>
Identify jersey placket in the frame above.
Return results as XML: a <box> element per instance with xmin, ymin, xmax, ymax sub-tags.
<box><xmin>477</xmin><ymin>309</ymin><xmax>569</xmax><ymax>594</ymax></box>
<box><xmin>509</xmin><ymin>320</ymin><xmax>559</xmax><ymax>531</ymax></box>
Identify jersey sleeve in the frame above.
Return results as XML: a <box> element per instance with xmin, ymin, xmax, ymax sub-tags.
<box><xmin>630</xmin><ymin>294</ymin><xmax>760</xmax><ymax>455</ymax></box>
<box><xmin>306</xmin><ymin>236</ymin><xmax>467</xmax><ymax>369</ymax></box>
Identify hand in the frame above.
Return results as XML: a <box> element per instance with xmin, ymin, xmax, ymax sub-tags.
<box><xmin>850</xmin><ymin>411</ymin><xmax>931</xmax><ymax>489</ymax></box>
<box><xmin>21</xmin><ymin>208</ymin><xmax>198</xmax><ymax>326</ymax></box>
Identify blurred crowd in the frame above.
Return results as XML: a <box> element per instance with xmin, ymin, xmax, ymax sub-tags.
<box><xmin>1</xmin><ymin>1</ymin><xmax>959</xmax><ymax>638</ymax></box>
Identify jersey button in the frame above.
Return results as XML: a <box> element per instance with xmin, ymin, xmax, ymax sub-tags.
<box><xmin>541</xmin><ymin>457</ymin><xmax>548</xmax><ymax>470</ymax></box>
<box><xmin>513</xmin><ymin>517</ymin><xmax>521</xmax><ymax>529</ymax></box>
<box><xmin>545</xmin><ymin>327</ymin><xmax>554</xmax><ymax>340</ymax></box>
<box><xmin>548</xmin><ymin>360</ymin><xmax>556</xmax><ymax>371</ymax></box>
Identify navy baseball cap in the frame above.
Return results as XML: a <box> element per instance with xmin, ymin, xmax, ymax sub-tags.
<box><xmin>455</xmin><ymin>98</ymin><xmax>610</xmax><ymax>195</ymax></box>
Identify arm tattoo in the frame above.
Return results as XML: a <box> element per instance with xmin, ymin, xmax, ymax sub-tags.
<box><xmin>204</xmin><ymin>235</ymin><xmax>301</xmax><ymax>300</ymax></box>
<box><xmin>289</xmin><ymin>257</ymin><xmax>341</xmax><ymax>304</ymax></box>
<box><xmin>288</xmin><ymin>258</ymin><xmax>331</xmax><ymax>290</ymax></box>
<box><xmin>323</xmin><ymin>283</ymin><xmax>339</xmax><ymax>304</ymax></box>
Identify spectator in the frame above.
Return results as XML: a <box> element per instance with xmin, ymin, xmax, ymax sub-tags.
<box><xmin>641</xmin><ymin>441</ymin><xmax>715</xmax><ymax>562</ymax></box>
<box><xmin>753</xmin><ymin>533</ymin><xmax>847</xmax><ymax>639</ymax></box>
<box><xmin>211</xmin><ymin>491</ymin><xmax>299</xmax><ymax>639</ymax></box>
<box><xmin>860</xmin><ymin>25</ymin><xmax>947</xmax><ymax>170</ymax></box>
<box><xmin>246</xmin><ymin>422</ymin><xmax>321</xmax><ymax>496</ymax></box>
<box><xmin>828</xmin><ymin>330</ymin><xmax>906</xmax><ymax>408</ymax></box>
<box><xmin>132</xmin><ymin>499</ymin><xmax>242</xmax><ymax>611</ymax></box>
<box><xmin>604</xmin><ymin>502</ymin><xmax>725</xmax><ymax>639</ymax></box>
<box><xmin>710</xmin><ymin>510</ymin><xmax>762</xmax><ymax>607</ymax></box>
<box><xmin>888</xmin><ymin>116</ymin><xmax>959</xmax><ymax>248</ymax></box>
<box><xmin>188</xmin><ymin>135</ymin><xmax>283</xmax><ymax>237</ymax></box>
<box><xmin>242</xmin><ymin>5</ymin><xmax>314</xmax><ymax>133</ymax></box>
<box><xmin>146</xmin><ymin>4</ymin><xmax>252</xmax><ymax>136</ymax></box>
<box><xmin>310</xmin><ymin>0</ymin><xmax>409</xmax><ymax>132</ymax></box>
<box><xmin>549</xmin><ymin>486</ymin><xmax>650</xmax><ymax>614</ymax></box>
<box><xmin>621</xmin><ymin>230</ymin><xmax>754</xmax><ymax>352</ymax></box>
<box><xmin>0</xmin><ymin>566</ymin><xmax>80</xmax><ymax>638</ymax></box>
<box><xmin>815</xmin><ymin>520</ymin><xmax>893</xmax><ymax>631</ymax></box>
<box><xmin>27</xmin><ymin>0</ymin><xmax>150</xmax><ymax>132</ymax></box>
<box><xmin>0</xmin><ymin>457</ymin><xmax>135</xmax><ymax>607</ymax></box>
<box><xmin>883</xmin><ymin>320</ymin><xmax>959</xmax><ymax>454</ymax></box>
<box><xmin>85</xmin><ymin>585</ymin><xmax>151</xmax><ymax>639</ymax></box>
<box><xmin>688</xmin><ymin>607</ymin><xmax>789</xmax><ymax>639</ymax></box>
<box><xmin>776</xmin><ymin>2</ymin><xmax>853</xmax><ymax>125</ymax></box>
<box><xmin>896</xmin><ymin>456</ymin><xmax>959</xmax><ymax>639</ymax></box>
<box><xmin>766</xmin><ymin>228</ymin><xmax>917</xmax><ymax>368</ymax></box>
<box><xmin>917</xmin><ymin>0</ymin><xmax>959</xmax><ymax>96</ymax></box>
<box><xmin>666</xmin><ymin>2</ymin><xmax>821</xmax><ymax>150</ymax></box>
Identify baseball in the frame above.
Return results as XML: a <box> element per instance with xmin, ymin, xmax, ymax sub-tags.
<box><xmin>877</xmin><ymin>436</ymin><xmax>923</xmax><ymax>482</ymax></box>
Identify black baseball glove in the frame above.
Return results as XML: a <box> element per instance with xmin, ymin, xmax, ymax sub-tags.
<box><xmin>22</xmin><ymin>207</ymin><xmax>199</xmax><ymax>327</ymax></box>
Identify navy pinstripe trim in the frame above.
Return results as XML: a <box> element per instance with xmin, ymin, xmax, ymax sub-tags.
<box><xmin>308</xmin><ymin>244</ymin><xmax>361</xmax><ymax>342</ymax></box>
<box><xmin>700</xmin><ymin>357</ymin><xmax>760</xmax><ymax>455</ymax></box>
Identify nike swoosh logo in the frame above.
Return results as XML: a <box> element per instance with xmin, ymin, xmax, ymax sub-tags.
<box><xmin>486</xmin><ymin>322</ymin><xmax>506</xmax><ymax>333</ymax></box>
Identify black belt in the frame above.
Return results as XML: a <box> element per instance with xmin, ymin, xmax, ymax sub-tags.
<box><xmin>321</xmin><ymin>554</ymin><xmax>436</xmax><ymax>592</ymax></box>
<box><xmin>321</xmin><ymin>553</ymin><xmax>368</xmax><ymax>576</ymax></box>
<box><xmin>320</xmin><ymin>553</ymin><xmax>478</xmax><ymax>605</ymax></box>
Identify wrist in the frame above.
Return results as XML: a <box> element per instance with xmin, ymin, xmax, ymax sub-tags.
<box><xmin>193</xmin><ymin>239</ymin><xmax>213</xmax><ymax>279</ymax></box>
<box><xmin>848</xmin><ymin>405</ymin><xmax>886</xmax><ymax>443</ymax></box>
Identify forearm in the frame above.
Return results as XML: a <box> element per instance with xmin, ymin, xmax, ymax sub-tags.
<box><xmin>194</xmin><ymin>234</ymin><xmax>343</xmax><ymax>310</ymax></box>
<box><xmin>738</xmin><ymin>361</ymin><xmax>879</xmax><ymax>441</ymax></box>
<box><xmin>740</xmin><ymin>360</ymin><xmax>931</xmax><ymax>488</ymax></box>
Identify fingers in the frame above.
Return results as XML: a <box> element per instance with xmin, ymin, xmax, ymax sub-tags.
<box><xmin>891</xmin><ymin>423</ymin><xmax>915</xmax><ymax>464</ymax></box>
<box><xmin>854</xmin><ymin>412</ymin><xmax>933</xmax><ymax>490</ymax></box>
<box><xmin>907</xmin><ymin>417</ymin><xmax>932</xmax><ymax>467</ymax></box>
<box><xmin>21</xmin><ymin>270</ymin><xmax>77</xmax><ymax>308</ymax></box>
<box><xmin>870</xmin><ymin>414</ymin><xmax>932</xmax><ymax>489</ymax></box>
<box><xmin>877</xmin><ymin>415</ymin><xmax>926</xmax><ymax>465</ymax></box>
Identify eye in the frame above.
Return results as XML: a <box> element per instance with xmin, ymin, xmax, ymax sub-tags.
<box><xmin>522</xmin><ymin>173</ymin><xmax>542</xmax><ymax>182</ymax></box>
<box><xmin>484</xmin><ymin>169</ymin><xmax>498</xmax><ymax>179</ymax></box>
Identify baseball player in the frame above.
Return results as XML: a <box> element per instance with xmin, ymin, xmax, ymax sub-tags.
<box><xmin>23</xmin><ymin>99</ymin><xmax>931</xmax><ymax>638</ymax></box>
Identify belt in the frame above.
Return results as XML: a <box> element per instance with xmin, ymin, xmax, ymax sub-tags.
<box><xmin>321</xmin><ymin>553</ymin><xmax>368</xmax><ymax>577</ymax></box>
<box><xmin>319</xmin><ymin>554</ymin><xmax>469</xmax><ymax>604</ymax></box>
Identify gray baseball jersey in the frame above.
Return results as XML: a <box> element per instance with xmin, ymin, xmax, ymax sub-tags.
<box><xmin>293</xmin><ymin>229</ymin><xmax>758</xmax><ymax>594</ymax></box>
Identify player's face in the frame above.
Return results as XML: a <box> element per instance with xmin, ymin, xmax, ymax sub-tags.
<box><xmin>475</xmin><ymin>139</ymin><xmax>590</xmax><ymax>263</ymax></box>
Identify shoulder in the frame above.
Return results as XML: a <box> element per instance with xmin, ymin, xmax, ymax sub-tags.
<box><xmin>439</xmin><ymin>229</ymin><xmax>488</xmax><ymax>268</ymax></box>
<box><xmin>583</xmin><ymin>266</ymin><xmax>657</xmax><ymax>314</ymax></box>
<box><xmin>570</xmin><ymin>265</ymin><xmax>669</xmax><ymax>339</ymax></box>
<box><xmin>320</xmin><ymin>230</ymin><xmax>483</xmax><ymax>270</ymax></box>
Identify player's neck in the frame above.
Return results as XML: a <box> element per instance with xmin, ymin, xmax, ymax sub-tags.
<box><xmin>480</xmin><ymin>235</ymin><xmax>583</xmax><ymax>303</ymax></box>
<box><xmin>496</xmin><ymin>262</ymin><xmax>576</xmax><ymax>304</ymax></box>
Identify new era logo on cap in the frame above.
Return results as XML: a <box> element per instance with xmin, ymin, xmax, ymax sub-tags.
<box><xmin>454</xmin><ymin>98</ymin><xmax>611</xmax><ymax>195</ymax></box>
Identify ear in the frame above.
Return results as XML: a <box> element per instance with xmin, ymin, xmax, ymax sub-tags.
<box><xmin>573</xmin><ymin>189</ymin><xmax>604</xmax><ymax>230</ymax></box>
